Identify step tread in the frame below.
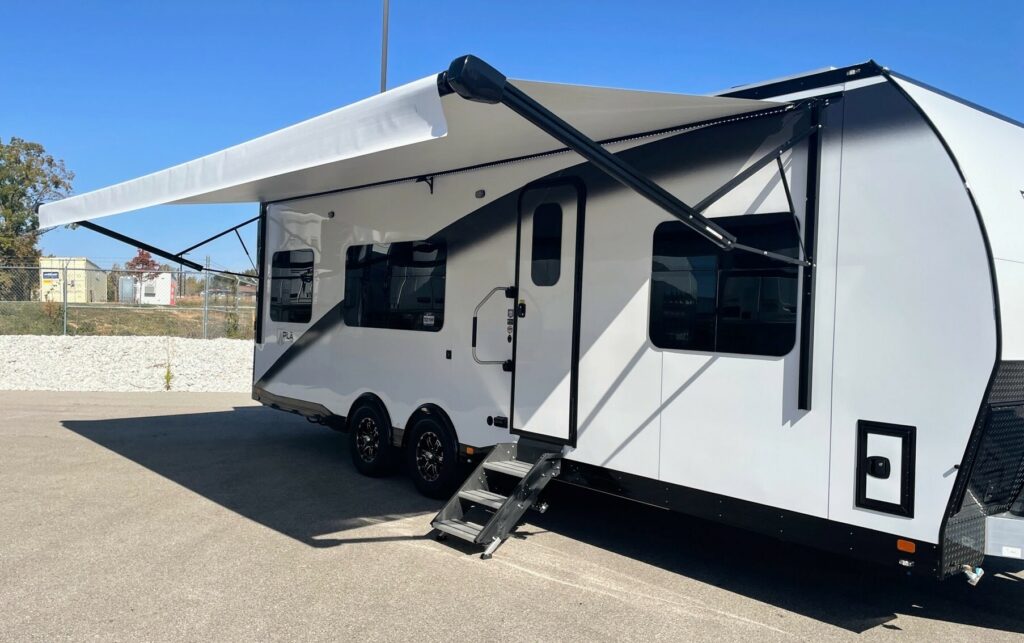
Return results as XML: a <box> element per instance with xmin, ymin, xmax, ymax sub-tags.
<box><xmin>458</xmin><ymin>488</ymin><xmax>508</xmax><ymax>510</ymax></box>
<box><xmin>433</xmin><ymin>518</ymin><xmax>485</xmax><ymax>542</ymax></box>
<box><xmin>483</xmin><ymin>459</ymin><xmax>534</xmax><ymax>478</ymax></box>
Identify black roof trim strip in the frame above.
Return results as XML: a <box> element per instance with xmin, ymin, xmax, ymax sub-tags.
<box><xmin>719</xmin><ymin>61</ymin><xmax>885</xmax><ymax>100</ymax></box>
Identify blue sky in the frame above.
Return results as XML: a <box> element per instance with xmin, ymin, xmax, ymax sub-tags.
<box><xmin>3</xmin><ymin>1</ymin><xmax>1021</xmax><ymax>270</ymax></box>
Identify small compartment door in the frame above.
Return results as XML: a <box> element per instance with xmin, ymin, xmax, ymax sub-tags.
<box><xmin>856</xmin><ymin>420</ymin><xmax>916</xmax><ymax>517</ymax></box>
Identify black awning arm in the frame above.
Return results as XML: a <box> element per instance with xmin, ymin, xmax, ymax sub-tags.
<box><xmin>440</xmin><ymin>55</ymin><xmax>737</xmax><ymax>250</ymax></box>
<box><xmin>177</xmin><ymin>214</ymin><xmax>259</xmax><ymax>256</ymax></box>
<box><xmin>441</xmin><ymin>55</ymin><xmax>813</xmax><ymax>268</ymax></box>
<box><xmin>692</xmin><ymin>118</ymin><xmax>818</xmax><ymax>214</ymax></box>
<box><xmin>77</xmin><ymin>220</ymin><xmax>204</xmax><ymax>271</ymax></box>
<box><xmin>234</xmin><ymin>229</ymin><xmax>257</xmax><ymax>271</ymax></box>
<box><xmin>76</xmin><ymin>219</ymin><xmax>256</xmax><ymax>279</ymax></box>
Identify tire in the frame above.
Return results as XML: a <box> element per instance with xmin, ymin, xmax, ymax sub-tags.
<box><xmin>406</xmin><ymin>413</ymin><xmax>460</xmax><ymax>499</ymax></box>
<box><xmin>347</xmin><ymin>400</ymin><xmax>395</xmax><ymax>476</ymax></box>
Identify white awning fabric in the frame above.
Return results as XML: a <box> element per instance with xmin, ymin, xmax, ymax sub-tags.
<box><xmin>39</xmin><ymin>75</ymin><xmax>778</xmax><ymax>228</ymax></box>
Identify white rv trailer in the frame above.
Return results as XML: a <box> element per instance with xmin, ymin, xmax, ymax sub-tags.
<box><xmin>39</xmin><ymin>57</ymin><xmax>1024</xmax><ymax>581</ymax></box>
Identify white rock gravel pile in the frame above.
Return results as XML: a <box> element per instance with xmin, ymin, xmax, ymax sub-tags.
<box><xmin>0</xmin><ymin>336</ymin><xmax>254</xmax><ymax>392</ymax></box>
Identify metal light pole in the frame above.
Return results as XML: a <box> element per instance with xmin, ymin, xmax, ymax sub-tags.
<box><xmin>380</xmin><ymin>0</ymin><xmax>389</xmax><ymax>93</ymax></box>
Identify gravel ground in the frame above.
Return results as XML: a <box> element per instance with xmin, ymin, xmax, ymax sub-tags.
<box><xmin>0</xmin><ymin>335</ymin><xmax>253</xmax><ymax>392</ymax></box>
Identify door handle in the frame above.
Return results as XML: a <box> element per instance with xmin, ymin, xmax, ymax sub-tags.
<box><xmin>517</xmin><ymin>301</ymin><xmax>526</xmax><ymax>318</ymax></box>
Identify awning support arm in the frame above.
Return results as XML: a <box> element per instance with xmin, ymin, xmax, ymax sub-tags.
<box><xmin>76</xmin><ymin>220</ymin><xmax>204</xmax><ymax>271</ymax></box>
<box><xmin>441</xmin><ymin>55</ymin><xmax>811</xmax><ymax>268</ymax></box>
<box><xmin>234</xmin><ymin>229</ymin><xmax>257</xmax><ymax>272</ymax></box>
<box><xmin>691</xmin><ymin>120</ymin><xmax>818</xmax><ymax>214</ymax></box>
<box><xmin>76</xmin><ymin>219</ymin><xmax>256</xmax><ymax>279</ymax></box>
<box><xmin>177</xmin><ymin>215</ymin><xmax>259</xmax><ymax>256</ymax></box>
<box><xmin>440</xmin><ymin>55</ymin><xmax>737</xmax><ymax>250</ymax></box>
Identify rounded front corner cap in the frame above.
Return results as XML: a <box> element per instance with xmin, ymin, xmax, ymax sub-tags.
<box><xmin>445</xmin><ymin>55</ymin><xmax>507</xmax><ymax>104</ymax></box>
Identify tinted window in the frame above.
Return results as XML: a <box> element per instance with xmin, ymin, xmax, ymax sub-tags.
<box><xmin>531</xmin><ymin>203</ymin><xmax>562</xmax><ymax>287</ymax></box>
<box><xmin>343</xmin><ymin>240</ymin><xmax>446</xmax><ymax>332</ymax></box>
<box><xmin>650</xmin><ymin>213</ymin><xmax>799</xmax><ymax>356</ymax></box>
<box><xmin>270</xmin><ymin>249</ymin><xmax>314</xmax><ymax>323</ymax></box>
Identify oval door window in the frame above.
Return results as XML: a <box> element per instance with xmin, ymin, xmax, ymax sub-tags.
<box><xmin>531</xmin><ymin>203</ymin><xmax>563</xmax><ymax>287</ymax></box>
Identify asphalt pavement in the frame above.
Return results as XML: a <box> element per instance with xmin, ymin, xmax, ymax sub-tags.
<box><xmin>1</xmin><ymin>391</ymin><xmax>1022</xmax><ymax>641</ymax></box>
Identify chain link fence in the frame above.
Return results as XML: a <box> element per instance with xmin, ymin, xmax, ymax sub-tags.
<box><xmin>0</xmin><ymin>264</ymin><xmax>257</xmax><ymax>339</ymax></box>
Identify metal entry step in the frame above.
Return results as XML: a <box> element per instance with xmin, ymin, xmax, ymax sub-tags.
<box><xmin>434</xmin><ymin>518</ymin><xmax>485</xmax><ymax>541</ymax></box>
<box><xmin>482</xmin><ymin>459</ymin><xmax>533</xmax><ymax>478</ymax></box>
<box><xmin>458</xmin><ymin>488</ymin><xmax>507</xmax><ymax>510</ymax></box>
<box><xmin>430</xmin><ymin>441</ymin><xmax>561</xmax><ymax>558</ymax></box>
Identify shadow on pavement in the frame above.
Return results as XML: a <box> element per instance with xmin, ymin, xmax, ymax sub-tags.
<box><xmin>64</xmin><ymin>404</ymin><xmax>1024</xmax><ymax>635</ymax></box>
<box><xmin>63</xmin><ymin>406</ymin><xmax>440</xmax><ymax>548</ymax></box>
<box><xmin>536</xmin><ymin>483</ymin><xmax>1024</xmax><ymax>635</ymax></box>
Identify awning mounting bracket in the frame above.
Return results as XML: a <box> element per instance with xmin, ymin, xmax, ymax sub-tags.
<box><xmin>416</xmin><ymin>175</ymin><xmax>435</xmax><ymax>194</ymax></box>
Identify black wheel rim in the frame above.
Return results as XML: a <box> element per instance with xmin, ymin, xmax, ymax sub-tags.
<box><xmin>415</xmin><ymin>430</ymin><xmax>444</xmax><ymax>483</ymax></box>
<box><xmin>355</xmin><ymin>416</ymin><xmax>380</xmax><ymax>463</ymax></box>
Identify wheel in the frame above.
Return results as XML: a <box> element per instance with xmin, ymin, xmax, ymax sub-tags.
<box><xmin>406</xmin><ymin>413</ymin><xmax>460</xmax><ymax>499</ymax></box>
<box><xmin>347</xmin><ymin>400</ymin><xmax>395</xmax><ymax>476</ymax></box>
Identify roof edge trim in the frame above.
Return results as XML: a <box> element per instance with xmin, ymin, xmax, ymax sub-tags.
<box><xmin>719</xmin><ymin>62</ymin><xmax>885</xmax><ymax>100</ymax></box>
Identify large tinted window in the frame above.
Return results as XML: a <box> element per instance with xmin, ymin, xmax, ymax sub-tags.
<box><xmin>343</xmin><ymin>240</ymin><xmax>446</xmax><ymax>332</ymax></box>
<box><xmin>270</xmin><ymin>249</ymin><xmax>315</xmax><ymax>323</ymax></box>
<box><xmin>649</xmin><ymin>213</ymin><xmax>799</xmax><ymax>356</ymax></box>
<box><xmin>531</xmin><ymin>203</ymin><xmax>563</xmax><ymax>287</ymax></box>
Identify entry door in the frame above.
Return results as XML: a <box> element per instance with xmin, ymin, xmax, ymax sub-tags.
<box><xmin>512</xmin><ymin>181</ymin><xmax>582</xmax><ymax>445</ymax></box>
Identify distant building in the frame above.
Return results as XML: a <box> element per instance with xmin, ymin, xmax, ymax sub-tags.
<box><xmin>38</xmin><ymin>257</ymin><xmax>107</xmax><ymax>303</ymax></box>
<box><xmin>238</xmin><ymin>283</ymin><xmax>257</xmax><ymax>301</ymax></box>
<box><xmin>117</xmin><ymin>272</ymin><xmax>176</xmax><ymax>305</ymax></box>
<box><xmin>137</xmin><ymin>273</ymin><xmax>177</xmax><ymax>306</ymax></box>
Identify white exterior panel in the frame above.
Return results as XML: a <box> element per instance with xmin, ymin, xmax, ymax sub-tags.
<box><xmin>894</xmin><ymin>76</ymin><xmax>1024</xmax><ymax>360</ymax></box>
<box><xmin>828</xmin><ymin>81</ymin><xmax>996</xmax><ymax>542</ymax></box>
<box><xmin>653</xmin><ymin>115</ymin><xmax>838</xmax><ymax>517</ymax></box>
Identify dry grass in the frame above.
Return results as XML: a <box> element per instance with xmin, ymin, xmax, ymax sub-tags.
<box><xmin>0</xmin><ymin>302</ymin><xmax>255</xmax><ymax>339</ymax></box>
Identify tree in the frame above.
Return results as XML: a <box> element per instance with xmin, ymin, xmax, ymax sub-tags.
<box><xmin>0</xmin><ymin>137</ymin><xmax>74</xmax><ymax>265</ymax></box>
<box><xmin>0</xmin><ymin>137</ymin><xmax>74</xmax><ymax>300</ymax></box>
<box><xmin>124</xmin><ymin>249</ymin><xmax>161</xmax><ymax>303</ymax></box>
<box><xmin>106</xmin><ymin>262</ymin><xmax>123</xmax><ymax>302</ymax></box>
<box><xmin>125</xmin><ymin>249</ymin><xmax>161</xmax><ymax>277</ymax></box>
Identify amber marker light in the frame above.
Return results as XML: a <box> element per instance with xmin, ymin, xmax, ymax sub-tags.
<box><xmin>897</xmin><ymin>539</ymin><xmax>916</xmax><ymax>554</ymax></box>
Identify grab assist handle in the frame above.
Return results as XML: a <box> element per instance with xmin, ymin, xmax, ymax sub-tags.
<box><xmin>472</xmin><ymin>286</ymin><xmax>516</xmax><ymax>366</ymax></box>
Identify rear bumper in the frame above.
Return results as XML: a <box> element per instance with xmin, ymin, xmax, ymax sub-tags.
<box><xmin>986</xmin><ymin>512</ymin><xmax>1024</xmax><ymax>561</ymax></box>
